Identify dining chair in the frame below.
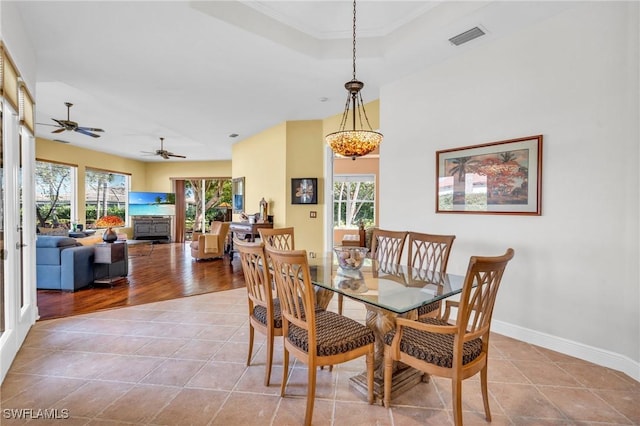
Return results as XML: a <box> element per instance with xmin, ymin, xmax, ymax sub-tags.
<box><xmin>338</xmin><ymin>228</ymin><xmax>408</xmax><ymax>314</ymax></box>
<box><xmin>407</xmin><ymin>232</ymin><xmax>456</xmax><ymax>319</ymax></box>
<box><xmin>235</xmin><ymin>239</ymin><xmax>282</xmax><ymax>386</ymax></box>
<box><xmin>259</xmin><ymin>227</ymin><xmax>295</xmax><ymax>250</ymax></box>
<box><xmin>383</xmin><ymin>248</ymin><xmax>515</xmax><ymax>426</ymax></box>
<box><xmin>266</xmin><ymin>246</ymin><xmax>375</xmax><ymax>426</ymax></box>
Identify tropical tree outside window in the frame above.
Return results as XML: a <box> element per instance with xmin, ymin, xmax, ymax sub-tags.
<box><xmin>85</xmin><ymin>169</ymin><xmax>128</xmax><ymax>228</ymax></box>
<box><xmin>35</xmin><ymin>161</ymin><xmax>76</xmax><ymax>229</ymax></box>
<box><xmin>185</xmin><ymin>179</ymin><xmax>231</xmax><ymax>234</ymax></box>
<box><xmin>333</xmin><ymin>174</ymin><xmax>375</xmax><ymax>229</ymax></box>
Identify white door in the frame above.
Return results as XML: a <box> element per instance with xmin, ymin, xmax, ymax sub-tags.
<box><xmin>0</xmin><ymin>100</ymin><xmax>37</xmax><ymax>382</ymax></box>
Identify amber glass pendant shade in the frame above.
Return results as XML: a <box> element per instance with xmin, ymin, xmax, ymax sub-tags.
<box><xmin>326</xmin><ymin>129</ymin><xmax>382</xmax><ymax>158</ymax></box>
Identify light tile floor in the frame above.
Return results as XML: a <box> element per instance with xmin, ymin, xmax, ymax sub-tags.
<box><xmin>2</xmin><ymin>288</ymin><xmax>639</xmax><ymax>425</ymax></box>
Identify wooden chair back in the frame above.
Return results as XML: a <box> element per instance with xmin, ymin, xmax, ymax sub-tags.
<box><xmin>407</xmin><ymin>232</ymin><xmax>455</xmax><ymax>273</ymax></box>
<box><xmin>452</xmin><ymin>248</ymin><xmax>514</xmax><ymax>340</ymax></box>
<box><xmin>259</xmin><ymin>227</ymin><xmax>295</xmax><ymax>251</ymax></box>
<box><xmin>265</xmin><ymin>247</ymin><xmax>315</xmax><ymax>334</ymax></box>
<box><xmin>370</xmin><ymin>229</ymin><xmax>408</xmax><ymax>264</ymax></box>
<box><xmin>235</xmin><ymin>239</ymin><xmax>273</xmax><ymax>311</ymax></box>
<box><xmin>235</xmin><ymin>238</ymin><xmax>281</xmax><ymax>386</ymax></box>
<box><xmin>337</xmin><ymin>228</ymin><xmax>407</xmax><ymax>315</ymax></box>
<box><xmin>406</xmin><ymin>232</ymin><xmax>455</xmax><ymax>318</ymax></box>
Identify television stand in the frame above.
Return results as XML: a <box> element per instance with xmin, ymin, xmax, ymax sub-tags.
<box><xmin>132</xmin><ymin>217</ymin><xmax>171</xmax><ymax>241</ymax></box>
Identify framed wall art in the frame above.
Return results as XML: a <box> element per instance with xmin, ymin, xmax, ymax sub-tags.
<box><xmin>232</xmin><ymin>177</ymin><xmax>245</xmax><ymax>213</ymax></box>
<box><xmin>436</xmin><ymin>135</ymin><xmax>543</xmax><ymax>215</ymax></box>
<box><xmin>291</xmin><ymin>178</ymin><xmax>318</xmax><ymax>205</ymax></box>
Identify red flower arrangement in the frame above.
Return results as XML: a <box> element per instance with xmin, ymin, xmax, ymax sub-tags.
<box><xmin>95</xmin><ymin>215</ymin><xmax>125</xmax><ymax>228</ymax></box>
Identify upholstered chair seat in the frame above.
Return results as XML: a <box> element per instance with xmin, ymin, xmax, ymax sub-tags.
<box><xmin>252</xmin><ymin>299</ymin><xmax>283</xmax><ymax>330</ymax></box>
<box><xmin>288</xmin><ymin>310</ymin><xmax>375</xmax><ymax>356</ymax></box>
<box><xmin>383</xmin><ymin>317</ymin><xmax>483</xmax><ymax>368</ymax></box>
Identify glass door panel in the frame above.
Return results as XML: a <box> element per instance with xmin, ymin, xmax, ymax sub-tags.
<box><xmin>0</xmin><ymin>106</ymin><xmax>5</xmax><ymax>334</ymax></box>
<box><xmin>185</xmin><ymin>179</ymin><xmax>231</xmax><ymax>234</ymax></box>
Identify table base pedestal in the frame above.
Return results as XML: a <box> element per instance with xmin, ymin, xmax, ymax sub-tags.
<box><xmin>349</xmin><ymin>367</ymin><xmax>425</xmax><ymax>405</ymax></box>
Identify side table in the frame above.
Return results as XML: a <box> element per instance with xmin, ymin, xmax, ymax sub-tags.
<box><xmin>94</xmin><ymin>242</ymin><xmax>127</xmax><ymax>285</ymax></box>
<box><xmin>228</xmin><ymin>222</ymin><xmax>273</xmax><ymax>264</ymax></box>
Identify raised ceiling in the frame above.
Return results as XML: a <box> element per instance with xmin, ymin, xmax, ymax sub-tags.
<box><xmin>12</xmin><ymin>1</ymin><xmax>574</xmax><ymax>161</ymax></box>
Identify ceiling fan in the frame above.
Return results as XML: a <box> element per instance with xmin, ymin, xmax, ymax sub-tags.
<box><xmin>38</xmin><ymin>102</ymin><xmax>105</xmax><ymax>138</ymax></box>
<box><xmin>143</xmin><ymin>137</ymin><xmax>186</xmax><ymax>160</ymax></box>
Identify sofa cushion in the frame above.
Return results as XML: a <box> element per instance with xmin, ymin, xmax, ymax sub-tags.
<box><xmin>76</xmin><ymin>235</ymin><xmax>104</xmax><ymax>246</ymax></box>
<box><xmin>36</xmin><ymin>236</ymin><xmax>80</xmax><ymax>266</ymax></box>
<box><xmin>36</xmin><ymin>236</ymin><xmax>78</xmax><ymax>248</ymax></box>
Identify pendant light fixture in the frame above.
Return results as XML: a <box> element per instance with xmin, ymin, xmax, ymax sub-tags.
<box><xmin>325</xmin><ymin>0</ymin><xmax>382</xmax><ymax>160</ymax></box>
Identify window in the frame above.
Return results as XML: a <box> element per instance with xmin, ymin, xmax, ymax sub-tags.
<box><xmin>333</xmin><ymin>174</ymin><xmax>375</xmax><ymax>229</ymax></box>
<box><xmin>35</xmin><ymin>161</ymin><xmax>76</xmax><ymax>230</ymax></box>
<box><xmin>85</xmin><ymin>169</ymin><xmax>129</xmax><ymax>229</ymax></box>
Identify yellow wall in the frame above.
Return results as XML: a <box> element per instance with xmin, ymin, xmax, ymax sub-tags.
<box><xmin>36</xmin><ymin>138</ymin><xmax>147</xmax><ymax>225</ymax></box>
<box><xmin>145</xmin><ymin>161</ymin><xmax>231</xmax><ymax>192</ymax></box>
<box><xmin>232</xmin><ymin>123</ymin><xmax>287</xmax><ymax>226</ymax></box>
<box><xmin>285</xmin><ymin>120</ymin><xmax>324</xmax><ymax>255</ymax></box>
<box><xmin>231</xmin><ymin>120</ymin><xmax>326</xmax><ymax>255</ymax></box>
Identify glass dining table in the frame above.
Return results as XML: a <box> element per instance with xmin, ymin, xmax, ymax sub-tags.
<box><xmin>307</xmin><ymin>255</ymin><xmax>465</xmax><ymax>402</ymax></box>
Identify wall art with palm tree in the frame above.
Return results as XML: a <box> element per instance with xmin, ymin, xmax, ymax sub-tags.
<box><xmin>436</xmin><ymin>135</ymin><xmax>543</xmax><ymax>215</ymax></box>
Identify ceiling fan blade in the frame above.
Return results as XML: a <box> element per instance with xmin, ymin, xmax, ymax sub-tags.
<box><xmin>52</xmin><ymin>118</ymin><xmax>65</xmax><ymax>126</ymax></box>
<box><xmin>161</xmin><ymin>153</ymin><xmax>170</xmax><ymax>160</ymax></box>
<box><xmin>74</xmin><ymin>128</ymin><xmax>101</xmax><ymax>138</ymax></box>
<box><xmin>168</xmin><ymin>153</ymin><xmax>186</xmax><ymax>158</ymax></box>
<box><xmin>77</xmin><ymin>126</ymin><xmax>104</xmax><ymax>133</ymax></box>
<box><xmin>52</xmin><ymin>128</ymin><xmax>66</xmax><ymax>134</ymax></box>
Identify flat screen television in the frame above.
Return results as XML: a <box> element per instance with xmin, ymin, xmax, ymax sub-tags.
<box><xmin>129</xmin><ymin>192</ymin><xmax>176</xmax><ymax>216</ymax></box>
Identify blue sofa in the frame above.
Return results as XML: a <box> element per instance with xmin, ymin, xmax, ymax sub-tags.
<box><xmin>36</xmin><ymin>236</ymin><xmax>128</xmax><ymax>291</ymax></box>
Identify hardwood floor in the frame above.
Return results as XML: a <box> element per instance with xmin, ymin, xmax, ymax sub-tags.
<box><xmin>36</xmin><ymin>242</ymin><xmax>246</xmax><ymax>320</ymax></box>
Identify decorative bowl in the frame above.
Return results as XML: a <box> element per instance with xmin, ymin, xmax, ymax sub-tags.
<box><xmin>334</xmin><ymin>269</ymin><xmax>367</xmax><ymax>293</ymax></box>
<box><xmin>333</xmin><ymin>246</ymin><xmax>369</xmax><ymax>270</ymax></box>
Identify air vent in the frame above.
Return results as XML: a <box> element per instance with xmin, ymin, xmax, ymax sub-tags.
<box><xmin>449</xmin><ymin>26</ymin><xmax>486</xmax><ymax>46</ymax></box>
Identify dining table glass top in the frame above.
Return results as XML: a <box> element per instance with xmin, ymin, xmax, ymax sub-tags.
<box><xmin>308</xmin><ymin>255</ymin><xmax>465</xmax><ymax>314</ymax></box>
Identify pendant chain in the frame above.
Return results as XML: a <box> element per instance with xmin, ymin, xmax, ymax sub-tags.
<box><xmin>352</xmin><ymin>0</ymin><xmax>357</xmax><ymax>80</ymax></box>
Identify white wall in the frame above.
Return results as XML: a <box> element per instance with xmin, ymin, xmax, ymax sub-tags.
<box><xmin>1</xmin><ymin>1</ymin><xmax>37</xmax><ymax>88</ymax></box>
<box><xmin>379</xmin><ymin>2</ymin><xmax>639</xmax><ymax>379</ymax></box>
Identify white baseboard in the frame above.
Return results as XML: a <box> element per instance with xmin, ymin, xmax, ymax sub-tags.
<box><xmin>492</xmin><ymin>319</ymin><xmax>640</xmax><ymax>382</ymax></box>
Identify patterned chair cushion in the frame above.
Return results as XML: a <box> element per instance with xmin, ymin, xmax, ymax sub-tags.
<box><xmin>383</xmin><ymin>317</ymin><xmax>483</xmax><ymax>368</ymax></box>
<box><xmin>253</xmin><ymin>299</ymin><xmax>283</xmax><ymax>329</ymax></box>
<box><xmin>253</xmin><ymin>299</ymin><xmax>323</xmax><ymax>330</ymax></box>
<box><xmin>288</xmin><ymin>310</ymin><xmax>374</xmax><ymax>356</ymax></box>
<box><xmin>417</xmin><ymin>301</ymin><xmax>440</xmax><ymax>316</ymax></box>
